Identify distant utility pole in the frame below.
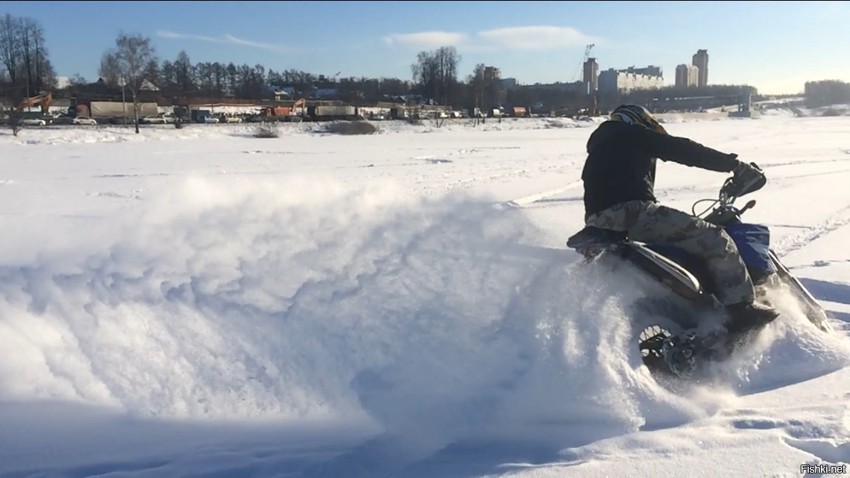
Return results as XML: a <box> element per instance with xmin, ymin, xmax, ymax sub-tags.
<box><xmin>120</xmin><ymin>77</ymin><xmax>126</xmax><ymax>126</ymax></box>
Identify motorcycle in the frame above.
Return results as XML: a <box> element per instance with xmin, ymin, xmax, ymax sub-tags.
<box><xmin>566</xmin><ymin>164</ymin><xmax>832</xmax><ymax>379</ymax></box>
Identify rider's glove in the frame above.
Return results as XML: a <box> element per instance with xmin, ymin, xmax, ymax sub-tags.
<box><xmin>733</xmin><ymin>161</ymin><xmax>766</xmax><ymax>193</ymax></box>
<box><xmin>734</xmin><ymin>160</ymin><xmax>761</xmax><ymax>176</ymax></box>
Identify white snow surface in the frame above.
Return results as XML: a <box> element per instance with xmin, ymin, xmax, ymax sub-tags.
<box><xmin>1</xmin><ymin>115</ymin><xmax>849</xmax><ymax>477</ymax></box>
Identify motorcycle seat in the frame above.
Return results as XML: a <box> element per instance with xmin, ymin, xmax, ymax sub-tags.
<box><xmin>567</xmin><ymin>226</ymin><xmax>627</xmax><ymax>250</ymax></box>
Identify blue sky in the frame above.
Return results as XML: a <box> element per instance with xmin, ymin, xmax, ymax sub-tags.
<box><xmin>3</xmin><ymin>1</ymin><xmax>848</xmax><ymax>94</ymax></box>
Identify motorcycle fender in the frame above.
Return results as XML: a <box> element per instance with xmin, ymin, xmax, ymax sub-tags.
<box><xmin>768</xmin><ymin>249</ymin><xmax>831</xmax><ymax>332</ymax></box>
<box><xmin>625</xmin><ymin>243</ymin><xmax>705</xmax><ymax>302</ymax></box>
<box><xmin>768</xmin><ymin>250</ymin><xmax>815</xmax><ymax>301</ymax></box>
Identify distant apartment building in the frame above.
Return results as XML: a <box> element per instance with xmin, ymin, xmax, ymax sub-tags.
<box><xmin>692</xmin><ymin>49</ymin><xmax>709</xmax><ymax>87</ymax></box>
<box><xmin>482</xmin><ymin>66</ymin><xmax>507</xmax><ymax>106</ymax></box>
<box><xmin>675</xmin><ymin>64</ymin><xmax>700</xmax><ymax>88</ymax></box>
<box><xmin>626</xmin><ymin>65</ymin><xmax>663</xmax><ymax>77</ymax></box>
<box><xmin>500</xmin><ymin>78</ymin><xmax>518</xmax><ymax>90</ymax></box>
<box><xmin>583</xmin><ymin>57</ymin><xmax>599</xmax><ymax>94</ymax></box>
<box><xmin>484</xmin><ymin>66</ymin><xmax>501</xmax><ymax>82</ymax></box>
<box><xmin>519</xmin><ymin>82</ymin><xmax>585</xmax><ymax>94</ymax></box>
<box><xmin>598</xmin><ymin>67</ymin><xmax>664</xmax><ymax>94</ymax></box>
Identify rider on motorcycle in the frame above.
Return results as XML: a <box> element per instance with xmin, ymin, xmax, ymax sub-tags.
<box><xmin>581</xmin><ymin>104</ymin><xmax>778</xmax><ymax>337</ymax></box>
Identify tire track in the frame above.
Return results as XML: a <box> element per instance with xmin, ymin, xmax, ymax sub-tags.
<box><xmin>773</xmin><ymin>204</ymin><xmax>850</xmax><ymax>257</ymax></box>
<box><xmin>497</xmin><ymin>180</ymin><xmax>582</xmax><ymax>208</ymax></box>
<box><xmin>762</xmin><ymin>156</ymin><xmax>850</xmax><ymax>169</ymax></box>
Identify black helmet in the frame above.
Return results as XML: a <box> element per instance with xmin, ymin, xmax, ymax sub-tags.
<box><xmin>609</xmin><ymin>104</ymin><xmax>667</xmax><ymax>134</ymax></box>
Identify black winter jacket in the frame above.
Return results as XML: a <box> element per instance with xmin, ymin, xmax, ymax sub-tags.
<box><xmin>582</xmin><ymin>121</ymin><xmax>740</xmax><ymax>219</ymax></box>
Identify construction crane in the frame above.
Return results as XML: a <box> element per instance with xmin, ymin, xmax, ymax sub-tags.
<box><xmin>583</xmin><ymin>43</ymin><xmax>595</xmax><ymax>63</ymax></box>
<box><xmin>573</xmin><ymin>44</ymin><xmax>595</xmax><ymax>82</ymax></box>
<box><xmin>569</xmin><ymin>44</ymin><xmax>599</xmax><ymax>117</ymax></box>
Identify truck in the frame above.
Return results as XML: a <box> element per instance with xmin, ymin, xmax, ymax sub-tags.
<box><xmin>251</xmin><ymin>98</ymin><xmax>306</xmax><ymax>122</ymax></box>
<box><xmin>307</xmin><ymin>105</ymin><xmax>359</xmax><ymax>121</ymax></box>
<box><xmin>70</xmin><ymin>100</ymin><xmax>158</xmax><ymax>124</ymax></box>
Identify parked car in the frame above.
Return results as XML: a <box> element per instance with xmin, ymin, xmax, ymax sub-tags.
<box><xmin>73</xmin><ymin>117</ymin><xmax>97</xmax><ymax>125</ymax></box>
<box><xmin>203</xmin><ymin>116</ymin><xmax>220</xmax><ymax>124</ymax></box>
<box><xmin>51</xmin><ymin>116</ymin><xmax>76</xmax><ymax>125</ymax></box>
<box><xmin>140</xmin><ymin>115</ymin><xmax>166</xmax><ymax>124</ymax></box>
<box><xmin>18</xmin><ymin>118</ymin><xmax>46</xmax><ymax>126</ymax></box>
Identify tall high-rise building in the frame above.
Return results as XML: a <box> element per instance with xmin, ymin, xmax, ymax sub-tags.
<box><xmin>583</xmin><ymin>57</ymin><xmax>599</xmax><ymax>94</ymax></box>
<box><xmin>692</xmin><ymin>49</ymin><xmax>709</xmax><ymax>88</ymax></box>
<box><xmin>675</xmin><ymin>64</ymin><xmax>699</xmax><ymax>88</ymax></box>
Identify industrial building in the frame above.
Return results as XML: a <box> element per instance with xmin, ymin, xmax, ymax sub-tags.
<box><xmin>598</xmin><ymin>67</ymin><xmax>664</xmax><ymax>94</ymax></box>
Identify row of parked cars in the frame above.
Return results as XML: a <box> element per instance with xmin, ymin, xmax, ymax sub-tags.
<box><xmin>139</xmin><ymin>114</ymin><xmax>241</xmax><ymax>124</ymax></box>
<box><xmin>15</xmin><ymin>115</ymin><xmax>207</xmax><ymax>126</ymax></box>
<box><xmin>16</xmin><ymin>116</ymin><xmax>97</xmax><ymax>126</ymax></box>
<box><xmin>14</xmin><ymin>112</ymin><xmax>247</xmax><ymax>127</ymax></box>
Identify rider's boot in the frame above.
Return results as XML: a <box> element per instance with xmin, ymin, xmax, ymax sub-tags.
<box><xmin>723</xmin><ymin>300</ymin><xmax>779</xmax><ymax>343</ymax></box>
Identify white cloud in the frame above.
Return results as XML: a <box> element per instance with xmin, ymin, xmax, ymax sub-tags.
<box><xmin>477</xmin><ymin>26</ymin><xmax>596</xmax><ymax>50</ymax></box>
<box><xmin>383</xmin><ymin>25</ymin><xmax>598</xmax><ymax>52</ymax></box>
<box><xmin>156</xmin><ymin>30</ymin><xmax>224</xmax><ymax>44</ymax></box>
<box><xmin>157</xmin><ymin>30</ymin><xmax>291</xmax><ymax>52</ymax></box>
<box><xmin>222</xmin><ymin>34</ymin><xmax>280</xmax><ymax>51</ymax></box>
<box><xmin>382</xmin><ymin>31</ymin><xmax>468</xmax><ymax>49</ymax></box>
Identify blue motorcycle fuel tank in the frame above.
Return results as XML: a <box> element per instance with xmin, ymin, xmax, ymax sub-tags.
<box><xmin>644</xmin><ymin>222</ymin><xmax>777</xmax><ymax>288</ymax></box>
<box><xmin>724</xmin><ymin>223</ymin><xmax>776</xmax><ymax>282</ymax></box>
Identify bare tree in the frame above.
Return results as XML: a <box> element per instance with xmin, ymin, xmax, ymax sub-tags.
<box><xmin>16</xmin><ymin>18</ymin><xmax>48</xmax><ymax>95</ymax></box>
<box><xmin>99</xmin><ymin>33</ymin><xmax>157</xmax><ymax>133</ymax></box>
<box><xmin>143</xmin><ymin>59</ymin><xmax>160</xmax><ymax>88</ymax></box>
<box><xmin>5</xmin><ymin>17</ymin><xmax>54</xmax><ymax>94</ymax></box>
<box><xmin>412</xmin><ymin>50</ymin><xmax>439</xmax><ymax>102</ymax></box>
<box><xmin>411</xmin><ymin>46</ymin><xmax>460</xmax><ymax>106</ymax></box>
<box><xmin>19</xmin><ymin>18</ymin><xmax>33</xmax><ymax>95</ymax></box>
<box><xmin>69</xmin><ymin>73</ymin><xmax>88</xmax><ymax>86</ymax></box>
<box><xmin>436</xmin><ymin>46</ymin><xmax>459</xmax><ymax>106</ymax></box>
<box><xmin>0</xmin><ymin>14</ymin><xmax>20</xmax><ymax>85</ymax></box>
<box><xmin>173</xmin><ymin>50</ymin><xmax>194</xmax><ymax>94</ymax></box>
<box><xmin>98</xmin><ymin>52</ymin><xmax>120</xmax><ymax>85</ymax></box>
<box><xmin>468</xmin><ymin>63</ymin><xmax>488</xmax><ymax>110</ymax></box>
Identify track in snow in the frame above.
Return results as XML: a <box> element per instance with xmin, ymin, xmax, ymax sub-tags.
<box><xmin>772</xmin><ymin>204</ymin><xmax>850</xmax><ymax>257</ymax></box>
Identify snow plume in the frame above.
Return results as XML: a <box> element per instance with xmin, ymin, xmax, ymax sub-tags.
<box><xmin>709</xmin><ymin>283</ymin><xmax>850</xmax><ymax>393</ymax></box>
<box><xmin>0</xmin><ymin>178</ymin><xmax>668</xmax><ymax>417</ymax></box>
<box><xmin>1</xmin><ymin>175</ymin><xmax>847</xmax><ymax>470</ymax></box>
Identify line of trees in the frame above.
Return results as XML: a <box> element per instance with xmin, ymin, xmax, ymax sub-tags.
<box><xmin>94</xmin><ymin>48</ymin><xmax>362</xmax><ymax>100</ymax></box>
<box><xmin>0</xmin><ymin>14</ymin><xmax>56</xmax><ymax>97</ymax></box>
<box><xmin>93</xmin><ymin>44</ymin><xmax>469</xmax><ymax>105</ymax></box>
<box><xmin>87</xmin><ymin>36</ymin><xmax>504</xmax><ymax>111</ymax></box>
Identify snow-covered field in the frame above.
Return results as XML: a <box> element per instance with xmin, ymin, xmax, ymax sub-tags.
<box><xmin>0</xmin><ymin>113</ymin><xmax>848</xmax><ymax>477</ymax></box>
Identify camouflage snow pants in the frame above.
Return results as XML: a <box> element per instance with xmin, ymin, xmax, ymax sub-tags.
<box><xmin>585</xmin><ymin>200</ymin><xmax>754</xmax><ymax>305</ymax></box>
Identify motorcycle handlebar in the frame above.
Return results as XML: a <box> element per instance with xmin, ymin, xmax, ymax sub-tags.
<box><xmin>693</xmin><ymin>164</ymin><xmax>767</xmax><ymax>219</ymax></box>
<box><xmin>722</xmin><ymin>166</ymin><xmax>766</xmax><ymax>201</ymax></box>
